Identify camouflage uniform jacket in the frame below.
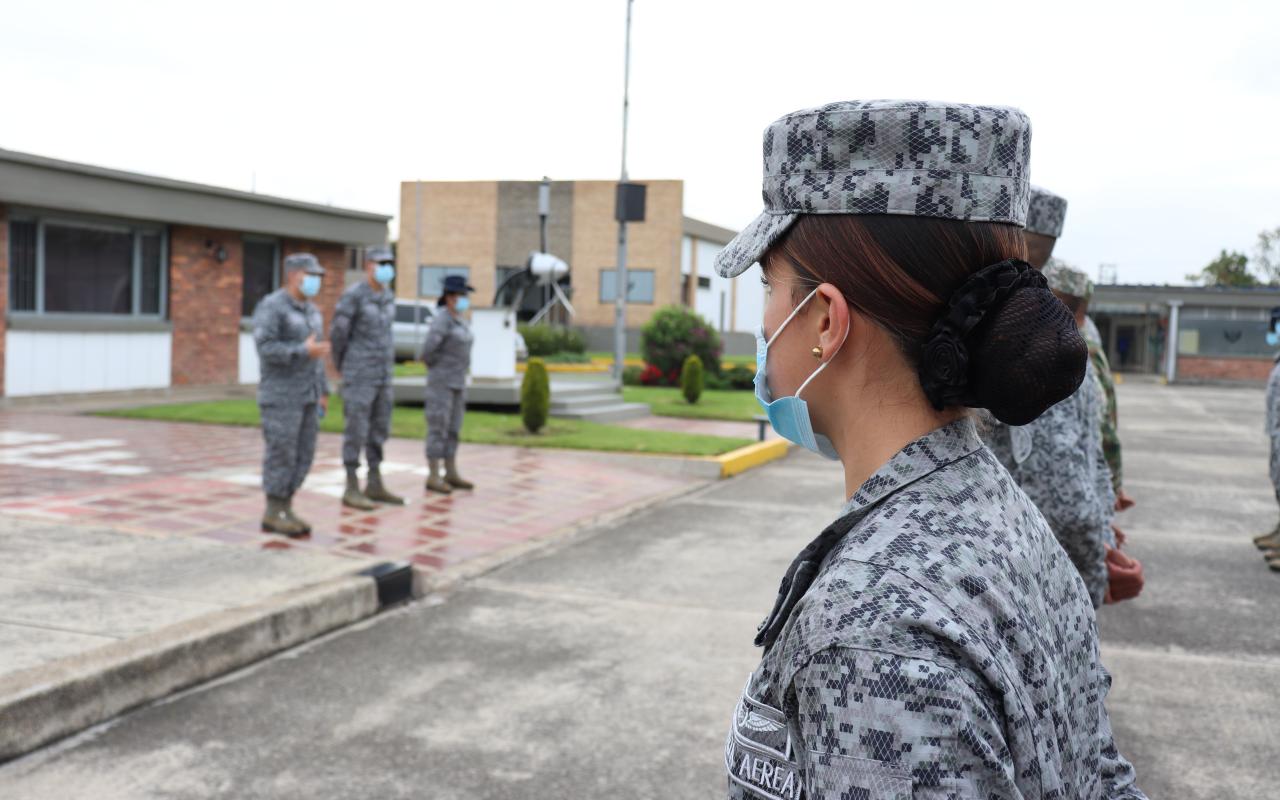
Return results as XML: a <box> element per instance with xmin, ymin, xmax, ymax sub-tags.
<box><xmin>726</xmin><ymin>419</ymin><xmax>1144</xmax><ymax>800</ymax></box>
<box><xmin>329</xmin><ymin>280</ymin><xmax>395</xmax><ymax>386</ymax></box>
<box><xmin>1266</xmin><ymin>355</ymin><xmax>1280</xmax><ymax>437</ymax></box>
<box><xmin>252</xmin><ymin>289</ymin><xmax>329</xmax><ymax>406</ymax></box>
<box><xmin>982</xmin><ymin>360</ymin><xmax>1115</xmax><ymax>607</ymax></box>
<box><xmin>1082</xmin><ymin>317</ymin><xmax>1122</xmax><ymax>492</ymax></box>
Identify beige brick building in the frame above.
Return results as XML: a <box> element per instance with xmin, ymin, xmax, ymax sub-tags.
<box><xmin>396</xmin><ymin>180</ymin><xmax>759</xmax><ymax>350</ymax></box>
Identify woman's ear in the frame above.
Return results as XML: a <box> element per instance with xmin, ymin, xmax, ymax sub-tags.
<box><xmin>814</xmin><ymin>283</ymin><xmax>851</xmax><ymax>362</ymax></box>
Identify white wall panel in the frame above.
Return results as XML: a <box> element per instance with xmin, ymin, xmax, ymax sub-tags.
<box><xmin>239</xmin><ymin>332</ymin><xmax>260</xmax><ymax>385</ymax></box>
<box><xmin>5</xmin><ymin>330</ymin><xmax>171</xmax><ymax>396</ymax></box>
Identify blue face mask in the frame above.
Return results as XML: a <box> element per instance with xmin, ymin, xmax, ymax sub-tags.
<box><xmin>754</xmin><ymin>288</ymin><xmax>849</xmax><ymax>460</ymax></box>
<box><xmin>374</xmin><ymin>264</ymin><xmax>395</xmax><ymax>285</ymax></box>
<box><xmin>1267</xmin><ymin>320</ymin><xmax>1280</xmax><ymax>347</ymax></box>
<box><xmin>456</xmin><ymin>297</ymin><xmax>471</xmax><ymax>312</ymax></box>
<box><xmin>300</xmin><ymin>274</ymin><xmax>322</xmax><ymax>298</ymax></box>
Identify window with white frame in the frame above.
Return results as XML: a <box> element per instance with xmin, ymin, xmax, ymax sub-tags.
<box><xmin>7</xmin><ymin>213</ymin><xmax>167</xmax><ymax>317</ymax></box>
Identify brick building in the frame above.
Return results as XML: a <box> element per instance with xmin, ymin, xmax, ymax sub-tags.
<box><xmin>396</xmin><ymin>180</ymin><xmax>760</xmax><ymax>353</ymax></box>
<box><xmin>1091</xmin><ymin>284</ymin><xmax>1280</xmax><ymax>383</ymax></box>
<box><xmin>0</xmin><ymin>148</ymin><xmax>389</xmax><ymax>398</ymax></box>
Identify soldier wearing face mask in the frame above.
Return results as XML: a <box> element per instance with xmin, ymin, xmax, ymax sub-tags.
<box><xmin>716</xmin><ymin>100</ymin><xmax>1144</xmax><ymax>800</ymax></box>
<box><xmin>251</xmin><ymin>252</ymin><xmax>331</xmax><ymax>536</ymax></box>
<box><xmin>329</xmin><ymin>244</ymin><xmax>403</xmax><ymax>509</ymax></box>
<box><xmin>420</xmin><ymin>274</ymin><xmax>476</xmax><ymax>494</ymax></box>
<box><xmin>1253</xmin><ymin>307</ymin><xmax>1280</xmax><ymax>569</ymax></box>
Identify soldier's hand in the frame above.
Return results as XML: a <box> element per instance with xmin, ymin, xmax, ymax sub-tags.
<box><xmin>318</xmin><ymin>395</ymin><xmax>329</xmax><ymax>415</ymax></box>
<box><xmin>1115</xmin><ymin>488</ymin><xmax>1136</xmax><ymax>512</ymax></box>
<box><xmin>305</xmin><ymin>334</ymin><xmax>331</xmax><ymax>359</ymax></box>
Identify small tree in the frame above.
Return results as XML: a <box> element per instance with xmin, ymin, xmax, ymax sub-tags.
<box><xmin>1186</xmin><ymin>250</ymin><xmax>1255</xmax><ymax>287</ymax></box>
<box><xmin>1255</xmin><ymin>227</ymin><xmax>1280</xmax><ymax>286</ymax></box>
<box><xmin>521</xmin><ymin>359</ymin><xmax>550</xmax><ymax>433</ymax></box>
<box><xmin>680</xmin><ymin>354</ymin><xmax>704</xmax><ymax>404</ymax></box>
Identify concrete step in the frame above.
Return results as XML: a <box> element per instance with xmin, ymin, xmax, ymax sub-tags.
<box><xmin>551</xmin><ymin>402</ymin><xmax>652</xmax><ymax>424</ymax></box>
<box><xmin>549</xmin><ymin>393</ymin><xmax>627</xmax><ymax>411</ymax></box>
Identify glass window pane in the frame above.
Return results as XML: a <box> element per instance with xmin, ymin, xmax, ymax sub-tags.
<box><xmin>395</xmin><ymin>304</ymin><xmax>432</xmax><ymax>324</ymax></box>
<box><xmin>600</xmin><ymin>269</ymin><xmax>654</xmax><ymax>303</ymax></box>
<box><xmin>8</xmin><ymin>220</ymin><xmax>37</xmax><ymax>311</ymax></box>
<box><xmin>139</xmin><ymin>233</ymin><xmax>162</xmax><ymax>315</ymax></box>
<box><xmin>243</xmin><ymin>240</ymin><xmax>277</xmax><ymax>317</ymax></box>
<box><xmin>43</xmin><ymin>224</ymin><xmax>133</xmax><ymax>314</ymax></box>
<box><xmin>417</xmin><ymin>266</ymin><xmax>470</xmax><ymax>297</ymax></box>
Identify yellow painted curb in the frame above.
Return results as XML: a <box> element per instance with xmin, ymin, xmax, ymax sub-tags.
<box><xmin>516</xmin><ymin>363</ymin><xmax>610</xmax><ymax>373</ymax></box>
<box><xmin>589</xmin><ymin>357</ymin><xmax>645</xmax><ymax>368</ymax></box>
<box><xmin>714</xmin><ymin>438</ymin><xmax>790</xmax><ymax>478</ymax></box>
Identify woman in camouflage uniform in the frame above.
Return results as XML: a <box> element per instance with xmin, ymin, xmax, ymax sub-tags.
<box><xmin>715</xmin><ymin>101</ymin><xmax>1145</xmax><ymax>799</ymax></box>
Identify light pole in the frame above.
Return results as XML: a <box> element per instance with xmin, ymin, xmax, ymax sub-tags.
<box><xmin>613</xmin><ymin>0</ymin><xmax>634</xmax><ymax>379</ymax></box>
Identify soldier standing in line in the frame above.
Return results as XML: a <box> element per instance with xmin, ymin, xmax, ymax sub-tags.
<box><xmin>252</xmin><ymin>253</ymin><xmax>330</xmax><ymax>536</ymax></box>
<box><xmin>329</xmin><ymin>245</ymin><xmax>404</xmax><ymax>510</ymax></box>
<box><xmin>714</xmin><ymin>100</ymin><xmax>1143</xmax><ymax>799</ymax></box>
<box><xmin>981</xmin><ymin>188</ymin><xmax>1119</xmax><ymax>607</ymax></box>
<box><xmin>420</xmin><ymin>274</ymin><xmax>475</xmax><ymax>494</ymax></box>
<box><xmin>1254</xmin><ymin>307</ymin><xmax>1280</xmax><ymax>567</ymax></box>
<box><xmin>1082</xmin><ymin>309</ymin><xmax>1136</xmax><ymax>511</ymax></box>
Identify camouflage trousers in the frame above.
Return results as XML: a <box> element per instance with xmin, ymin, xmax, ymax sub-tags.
<box><xmin>342</xmin><ymin>382</ymin><xmax>393</xmax><ymax>470</ymax></box>
<box><xmin>425</xmin><ymin>383</ymin><xmax>466</xmax><ymax>460</ymax></box>
<box><xmin>1270</xmin><ymin>434</ymin><xmax>1280</xmax><ymax>508</ymax></box>
<box><xmin>260</xmin><ymin>402</ymin><xmax>319</xmax><ymax>498</ymax></box>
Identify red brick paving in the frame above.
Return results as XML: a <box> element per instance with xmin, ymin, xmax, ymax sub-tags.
<box><xmin>0</xmin><ymin>412</ymin><xmax>691</xmax><ymax>576</ymax></box>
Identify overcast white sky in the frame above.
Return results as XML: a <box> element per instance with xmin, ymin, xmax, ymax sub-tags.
<box><xmin>3</xmin><ymin>0</ymin><xmax>1276</xmax><ymax>285</ymax></box>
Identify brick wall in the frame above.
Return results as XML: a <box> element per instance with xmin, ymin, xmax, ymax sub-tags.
<box><xmin>1177</xmin><ymin>355</ymin><xmax>1276</xmax><ymax>383</ymax></box>
<box><xmin>0</xmin><ymin>204</ymin><xmax>8</xmax><ymax>397</ymax></box>
<box><xmin>282</xmin><ymin>239</ymin><xmax>344</xmax><ymax>382</ymax></box>
<box><xmin>169</xmin><ymin>226</ymin><xmax>243</xmax><ymax>386</ymax></box>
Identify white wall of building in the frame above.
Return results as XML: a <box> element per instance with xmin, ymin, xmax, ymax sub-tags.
<box><xmin>5</xmin><ymin>330</ymin><xmax>171</xmax><ymax>396</ymax></box>
<box><xmin>681</xmin><ymin>234</ymin><xmax>764</xmax><ymax>335</ymax></box>
<box><xmin>238</xmin><ymin>332</ymin><xmax>260</xmax><ymax>384</ymax></box>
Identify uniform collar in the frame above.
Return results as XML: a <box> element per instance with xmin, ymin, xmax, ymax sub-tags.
<box><xmin>755</xmin><ymin>417</ymin><xmax>983</xmax><ymax>650</ymax></box>
<box><xmin>282</xmin><ymin>289</ymin><xmax>310</xmax><ymax>311</ymax></box>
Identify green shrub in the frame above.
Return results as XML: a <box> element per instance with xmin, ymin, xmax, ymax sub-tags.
<box><xmin>724</xmin><ymin>363</ymin><xmax>756</xmax><ymax>391</ymax></box>
<box><xmin>519</xmin><ymin>325</ymin><xmax>586</xmax><ymax>357</ymax></box>
<box><xmin>640</xmin><ymin>306</ymin><xmax>722</xmax><ymax>384</ymax></box>
<box><xmin>680</xmin><ymin>354</ymin><xmax>704</xmax><ymax>404</ymax></box>
<box><xmin>621</xmin><ymin>365</ymin><xmax>643</xmax><ymax>386</ymax></box>
<box><xmin>521</xmin><ymin>359</ymin><xmax>551</xmax><ymax>433</ymax></box>
<box><xmin>704</xmin><ymin>372</ymin><xmax>729</xmax><ymax>391</ymax></box>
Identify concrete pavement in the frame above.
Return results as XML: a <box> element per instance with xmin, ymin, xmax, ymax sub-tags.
<box><xmin>1</xmin><ymin>381</ymin><xmax>1276</xmax><ymax>798</ymax></box>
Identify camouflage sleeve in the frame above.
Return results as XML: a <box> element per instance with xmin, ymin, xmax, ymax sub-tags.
<box><xmin>1036</xmin><ymin>399</ymin><xmax>1110</xmax><ymax>607</ymax></box>
<box><xmin>328</xmin><ymin>289</ymin><xmax>357</xmax><ymax>375</ymax></box>
<box><xmin>1266</xmin><ymin>369</ymin><xmax>1280</xmax><ymax>435</ymax></box>
<box><xmin>1096</xmin><ymin>667</ymin><xmax>1147</xmax><ymax>799</ymax></box>
<box><xmin>419</xmin><ymin>310</ymin><xmax>449</xmax><ymax>365</ymax></box>
<box><xmin>252</xmin><ymin>300</ymin><xmax>305</xmax><ymax>366</ymax></box>
<box><xmin>1091</xmin><ymin>345</ymin><xmax>1124</xmax><ymax>492</ymax></box>
<box><xmin>792</xmin><ymin>647</ymin><xmax>1013</xmax><ymax>799</ymax></box>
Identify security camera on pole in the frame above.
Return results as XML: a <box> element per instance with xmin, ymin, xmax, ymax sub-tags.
<box><xmin>614</xmin><ymin>0</ymin><xmax>645</xmax><ymax>379</ymax></box>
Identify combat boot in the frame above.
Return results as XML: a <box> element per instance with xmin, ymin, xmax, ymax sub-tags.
<box><xmin>1267</xmin><ymin>552</ymin><xmax>1280</xmax><ymax>573</ymax></box>
<box><xmin>425</xmin><ymin>459</ymin><xmax>453</xmax><ymax>494</ymax></box>
<box><xmin>1253</xmin><ymin>522</ymin><xmax>1280</xmax><ymax>550</ymax></box>
<box><xmin>365</xmin><ymin>467</ymin><xmax>405</xmax><ymax>505</ymax></box>
<box><xmin>342</xmin><ymin>467</ymin><xmax>377</xmax><ymax>510</ymax></box>
<box><xmin>445</xmin><ymin>458</ymin><xmax>475</xmax><ymax>490</ymax></box>
<box><xmin>284</xmin><ymin>497</ymin><xmax>313</xmax><ymax>535</ymax></box>
<box><xmin>262</xmin><ymin>495</ymin><xmax>305</xmax><ymax>536</ymax></box>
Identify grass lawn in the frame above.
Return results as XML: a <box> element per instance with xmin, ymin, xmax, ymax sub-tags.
<box><xmin>622</xmin><ymin>386</ymin><xmax>761</xmax><ymax>423</ymax></box>
<box><xmin>101</xmin><ymin>397</ymin><xmax>750</xmax><ymax>457</ymax></box>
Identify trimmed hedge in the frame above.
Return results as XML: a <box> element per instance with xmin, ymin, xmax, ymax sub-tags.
<box><xmin>640</xmin><ymin>306</ymin><xmax>722</xmax><ymax>385</ymax></box>
<box><xmin>680</xmin><ymin>355</ymin><xmax>704</xmax><ymax>404</ymax></box>
<box><xmin>521</xmin><ymin>358</ymin><xmax>551</xmax><ymax>433</ymax></box>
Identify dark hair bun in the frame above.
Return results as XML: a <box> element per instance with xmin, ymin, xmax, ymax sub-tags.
<box><xmin>918</xmin><ymin>259</ymin><xmax>1088</xmax><ymax>425</ymax></box>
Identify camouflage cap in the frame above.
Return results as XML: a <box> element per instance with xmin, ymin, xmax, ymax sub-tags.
<box><xmin>715</xmin><ymin>100</ymin><xmax>1032</xmax><ymax>278</ymax></box>
<box><xmin>365</xmin><ymin>244</ymin><xmax>394</xmax><ymax>264</ymax></box>
<box><xmin>283</xmin><ymin>252</ymin><xmax>325</xmax><ymax>275</ymax></box>
<box><xmin>1026</xmin><ymin>186</ymin><xmax>1068</xmax><ymax>238</ymax></box>
<box><xmin>1043</xmin><ymin>258</ymin><xmax>1092</xmax><ymax>300</ymax></box>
